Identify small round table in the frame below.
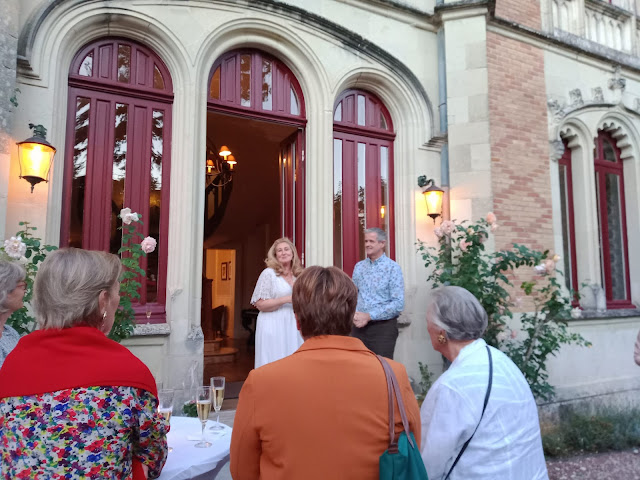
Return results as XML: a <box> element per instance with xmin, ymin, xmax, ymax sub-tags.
<box><xmin>157</xmin><ymin>416</ymin><xmax>232</xmax><ymax>480</ymax></box>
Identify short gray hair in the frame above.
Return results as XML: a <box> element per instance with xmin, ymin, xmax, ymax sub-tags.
<box><xmin>0</xmin><ymin>261</ymin><xmax>26</xmax><ymax>314</ymax></box>
<box><xmin>365</xmin><ymin>227</ymin><xmax>387</xmax><ymax>243</ymax></box>
<box><xmin>34</xmin><ymin>248</ymin><xmax>122</xmax><ymax>329</ymax></box>
<box><xmin>427</xmin><ymin>286</ymin><xmax>488</xmax><ymax>341</ymax></box>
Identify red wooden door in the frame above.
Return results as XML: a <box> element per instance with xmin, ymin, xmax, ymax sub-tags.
<box><xmin>279</xmin><ymin>130</ymin><xmax>305</xmax><ymax>262</ymax></box>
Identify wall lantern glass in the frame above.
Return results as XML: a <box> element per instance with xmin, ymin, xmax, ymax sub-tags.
<box><xmin>418</xmin><ymin>175</ymin><xmax>444</xmax><ymax>223</ymax></box>
<box><xmin>17</xmin><ymin>124</ymin><xmax>56</xmax><ymax>193</ymax></box>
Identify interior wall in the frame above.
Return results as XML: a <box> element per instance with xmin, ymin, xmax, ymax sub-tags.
<box><xmin>204</xmin><ymin>112</ymin><xmax>297</xmax><ymax>337</ymax></box>
<box><xmin>205</xmin><ymin>249</ymin><xmax>235</xmax><ymax>337</ymax></box>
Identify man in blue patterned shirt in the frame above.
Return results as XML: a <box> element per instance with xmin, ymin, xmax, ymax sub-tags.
<box><xmin>351</xmin><ymin>228</ymin><xmax>404</xmax><ymax>358</ymax></box>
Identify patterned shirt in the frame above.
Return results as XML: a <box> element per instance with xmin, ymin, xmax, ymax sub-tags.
<box><xmin>0</xmin><ymin>324</ymin><xmax>20</xmax><ymax>370</ymax></box>
<box><xmin>352</xmin><ymin>253</ymin><xmax>404</xmax><ymax>321</ymax></box>
<box><xmin>0</xmin><ymin>386</ymin><xmax>168</xmax><ymax>479</ymax></box>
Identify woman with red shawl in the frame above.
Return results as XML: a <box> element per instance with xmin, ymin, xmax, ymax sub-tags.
<box><xmin>0</xmin><ymin>248</ymin><xmax>168</xmax><ymax>479</ymax></box>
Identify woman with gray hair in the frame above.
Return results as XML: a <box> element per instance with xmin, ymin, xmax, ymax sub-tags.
<box><xmin>0</xmin><ymin>248</ymin><xmax>167</xmax><ymax>479</ymax></box>
<box><xmin>0</xmin><ymin>260</ymin><xmax>26</xmax><ymax>368</ymax></box>
<box><xmin>420</xmin><ymin>286</ymin><xmax>548</xmax><ymax>480</ymax></box>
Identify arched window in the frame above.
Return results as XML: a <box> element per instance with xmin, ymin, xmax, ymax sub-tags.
<box><xmin>61</xmin><ymin>38</ymin><xmax>173</xmax><ymax>321</ymax></box>
<box><xmin>594</xmin><ymin>130</ymin><xmax>632</xmax><ymax>307</ymax></box>
<box><xmin>557</xmin><ymin>141</ymin><xmax>578</xmax><ymax>295</ymax></box>
<box><xmin>333</xmin><ymin>89</ymin><xmax>395</xmax><ymax>275</ymax></box>
<box><xmin>208</xmin><ymin>50</ymin><xmax>305</xmax><ymax>122</ymax></box>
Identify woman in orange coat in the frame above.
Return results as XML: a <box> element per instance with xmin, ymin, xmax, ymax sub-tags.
<box><xmin>230</xmin><ymin>266</ymin><xmax>421</xmax><ymax>479</ymax></box>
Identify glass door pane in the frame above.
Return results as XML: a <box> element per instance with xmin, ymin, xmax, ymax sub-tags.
<box><xmin>333</xmin><ymin>139</ymin><xmax>343</xmax><ymax>267</ymax></box>
<box><xmin>70</xmin><ymin>97</ymin><xmax>91</xmax><ymax>248</ymax></box>
<box><xmin>604</xmin><ymin>173</ymin><xmax>627</xmax><ymax>300</ymax></box>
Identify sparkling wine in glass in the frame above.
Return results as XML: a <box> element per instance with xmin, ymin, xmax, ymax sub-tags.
<box><xmin>195</xmin><ymin>386</ymin><xmax>212</xmax><ymax>448</ymax></box>
<box><xmin>158</xmin><ymin>389</ymin><xmax>175</xmax><ymax>452</ymax></box>
<box><xmin>210</xmin><ymin>376</ymin><xmax>225</xmax><ymax>431</ymax></box>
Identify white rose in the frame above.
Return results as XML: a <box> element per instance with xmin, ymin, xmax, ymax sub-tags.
<box><xmin>571</xmin><ymin>307</ymin><xmax>582</xmax><ymax>319</ymax></box>
<box><xmin>4</xmin><ymin>236</ymin><xmax>27</xmax><ymax>259</ymax></box>
<box><xmin>140</xmin><ymin>236</ymin><xmax>157</xmax><ymax>254</ymax></box>
<box><xmin>120</xmin><ymin>207</ymin><xmax>140</xmax><ymax>225</ymax></box>
<box><xmin>496</xmin><ymin>331</ymin><xmax>508</xmax><ymax>343</ymax></box>
<box><xmin>534</xmin><ymin>264</ymin><xmax>547</xmax><ymax>275</ymax></box>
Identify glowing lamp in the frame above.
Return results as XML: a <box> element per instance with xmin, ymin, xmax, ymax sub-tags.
<box><xmin>418</xmin><ymin>175</ymin><xmax>444</xmax><ymax>223</ymax></box>
<box><xmin>206</xmin><ymin>158</ymin><xmax>215</xmax><ymax>176</ymax></box>
<box><xmin>226</xmin><ymin>154</ymin><xmax>237</xmax><ymax>170</ymax></box>
<box><xmin>17</xmin><ymin>124</ymin><xmax>56</xmax><ymax>193</ymax></box>
<box><xmin>219</xmin><ymin>145</ymin><xmax>231</xmax><ymax>159</ymax></box>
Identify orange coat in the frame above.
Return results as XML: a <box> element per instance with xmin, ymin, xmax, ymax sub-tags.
<box><xmin>230</xmin><ymin>335</ymin><xmax>421</xmax><ymax>479</ymax></box>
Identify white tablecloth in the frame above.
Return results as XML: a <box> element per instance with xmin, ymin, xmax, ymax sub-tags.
<box><xmin>157</xmin><ymin>416</ymin><xmax>232</xmax><ymax>480</ymax></box>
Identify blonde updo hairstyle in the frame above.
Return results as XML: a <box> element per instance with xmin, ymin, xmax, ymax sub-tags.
<box><xmin>33</xmin><ymin>248</ymin><xmax>122</xmax><ymax>329</ymax></box>
<box><xmin>265</xmin><ymin>237</ymin><xmax>303</xmax><ymax>277</ymax></box>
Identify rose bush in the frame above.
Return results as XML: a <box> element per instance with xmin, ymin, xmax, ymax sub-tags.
<box><xmin>1</xmin><ymin>223</ymin><xmax>58</xmax><ymax>334</ymax></box>
<box><xmin>110</xmin><ymin>208</ymin><xmax>157</xmax><ymax>342</ymax></box>
<box><xmin>418</xmin><ymin>213</ymin><xmax>591</xmax><ymax>400</ymax></box>
<box><xmin>1</xmin><ymin>211</ymin><xmax>156</xmax><ymax>343</ymax></box>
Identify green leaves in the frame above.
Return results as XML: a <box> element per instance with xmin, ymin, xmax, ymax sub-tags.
<box><xmin>418</xmin><ymin>215</ymin><xmax>590</xmax><ymax>401</ymax></box>
<box><xmin>4</xmin><ymin>222</ymin><xmax>58</xmax><ymax>335</ymax></box>
<box><xmin>109</xmin><ymin>213</ymin><xmax>149</xmax><ymax>343</ymax></box>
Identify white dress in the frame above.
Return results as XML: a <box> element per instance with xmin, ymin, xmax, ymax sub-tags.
<box><xmin>251</xmin><ymin>268</ymin><xmax>304</xmax><ymax>368</ymax></box>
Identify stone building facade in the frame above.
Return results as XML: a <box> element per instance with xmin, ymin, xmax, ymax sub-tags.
<box><xmin>1</xmin><ymin>0</ymin><xmax>640</xmax><ymax>411</ymax></box>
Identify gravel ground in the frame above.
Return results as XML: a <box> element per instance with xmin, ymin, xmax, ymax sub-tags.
<box><xmin>547</xmin><ymin>449</ymin><xmax>640</xmax><ymax>480</ymax></box>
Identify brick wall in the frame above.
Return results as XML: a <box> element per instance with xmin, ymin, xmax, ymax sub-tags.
<box><xmin>494</xmin><ymin>0</ymin><xmax>542</xmax><ymax>31</ymax></box>
<box><xmin>487</xmin><ymin>31</ymin><xmax>553</xmax><ymax>255</ymax></box>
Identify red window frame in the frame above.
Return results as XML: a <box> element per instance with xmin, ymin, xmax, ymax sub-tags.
<box><xmin>61</xmin><ymin>38</ymin><xmax>173</xmax><ymax>323</ymax></box>
<box><xmin>207</xmin><ymin>50</ymin><xmax>305</xmax><ymax>123</ymax></box>
<box><xmin>594</xmin><ymin>130</ymin><xmax>633</xmax><ymax>308</ymax></box>
<box><xmin>558</xmin><ymin>142</ymin><xmax>579</xmax><ymax>298</ymax></box>
<box><xmin>333</xmin><ymin>89</ymin><xmax>396</xmax><ymax>276</ymax></box>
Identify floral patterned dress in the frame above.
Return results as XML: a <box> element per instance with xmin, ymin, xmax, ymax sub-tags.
<box><xmin>0</xmin><ymin>385</ymin><xmax>168</xmax><ymax>479</ymax></box>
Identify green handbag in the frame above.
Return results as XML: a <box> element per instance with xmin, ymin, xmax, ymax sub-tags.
<box><xmin>377</xmin><ymin>355</ymin><xmax>429</xmax><ymax>480</ymax></box>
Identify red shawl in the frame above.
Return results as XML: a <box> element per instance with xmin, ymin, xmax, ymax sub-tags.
<box><xmin>0</xmin><ymin>326</ymin><xmax>158</xmax><ymax>479</ymax></box>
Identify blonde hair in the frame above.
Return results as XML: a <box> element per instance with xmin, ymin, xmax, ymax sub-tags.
<box><xmin>265</xmin><ymin>237</ymin><xmax>303</xmax><ymax>277</ymax></box>
<box><xmin>34</xmin><ymin>248</ymin><xmax>122</xmax><ymax>330</ymax></box>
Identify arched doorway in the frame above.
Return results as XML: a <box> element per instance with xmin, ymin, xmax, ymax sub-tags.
<box><xmin>202</xmin><ymin>49</ymin><xmax>306</xmax><ymax>388</ymax></box>
<box><xmin>61</xmin><ymin>38</ymin><xmax>173</xmax><ymax>323</ymax></box>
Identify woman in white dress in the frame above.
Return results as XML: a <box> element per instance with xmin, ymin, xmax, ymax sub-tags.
<box><xmin>251</xmin><ymin>237</ymin><xmax>304</xmax><ymax>368</ymax></box>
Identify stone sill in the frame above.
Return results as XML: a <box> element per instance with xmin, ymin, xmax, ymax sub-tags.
<box><xmin>131</xmin><ymin>323</ymin><xmax>171</xmax><ymax>336</ymax></box>
<box><xmin>573</xmin><ymin>308</ymin><xmax>640</xmax><ymax>321</ymax></box>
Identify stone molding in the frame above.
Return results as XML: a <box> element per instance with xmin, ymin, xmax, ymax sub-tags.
<box><xmin>132</xmin><ymin>323</ymin><xmax>171</xmax><ymax>336</ymax></box>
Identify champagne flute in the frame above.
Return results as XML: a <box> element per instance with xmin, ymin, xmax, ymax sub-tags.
<box><xmin>210</xmin><ymin>376</ymin><xmax>225</xmax><ymax>432</ymax></box>
<box><xmin>194</xmin><ymin>386</ymin><xmax>212</xmax><ymax>448</ymax></box>
<box><xmin>146</xmin><ymin>310</ymin><xmax>152</xmax><ymax>321</ymax></box>
<box><xmin>157</xmin><ymin>389</ymin><xmax>175</xmax><ymax>453</ymax></box>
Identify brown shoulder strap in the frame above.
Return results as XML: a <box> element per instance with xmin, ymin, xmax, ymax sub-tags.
<box><xmin>376</xmin><ymin>355</ymin><xmax>415</xmax><ymax>450</ymax></box>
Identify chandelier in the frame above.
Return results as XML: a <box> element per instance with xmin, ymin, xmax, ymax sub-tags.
<box><xmin>206</xmin><ymin>145</ymin><xmax>237</xmax><ymax>187</ymax></box>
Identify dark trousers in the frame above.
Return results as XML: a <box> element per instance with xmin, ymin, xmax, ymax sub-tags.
<box><xmin>351</xmin><ymin>318</ymin><xmax>399</xmax><ymax>359</ymax></box>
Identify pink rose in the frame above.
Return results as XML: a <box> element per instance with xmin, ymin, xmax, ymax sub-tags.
<box><xmin>459</xmin><ymin>240</ymin><xmax>471</xmax><ymax>252</ymax></box>
<box><xmin>434</xmin><ymin>227</ymin><xmax>443</xmax><ymax>238</ymax></box>
<box><xmin>486</xmin><ymin>212</ymin><xmax>497</xmax><ymax>225</ymax></box>
<box><xmin>440</xmin><ymin>220</ymin><xmax>456</xmax><ymax>236</ymax></box>
<box><xmin>490</xmin><ymin>223</ymin><xmax>499</xmax><ymax>232</ymax></box>
<box><xmin>510</xmin><ymin>329</ymin><xmax>518</xmax><ymax>339</ymax></box>
<box><xmin>141</xmin><ymin>236</ymin><xmax>157</xmax><ymax>254</ymax></box>
<box><xmin>544</xmin><ymin>259</ymin><xmax>556</xmax><ymax>274</ymax></box>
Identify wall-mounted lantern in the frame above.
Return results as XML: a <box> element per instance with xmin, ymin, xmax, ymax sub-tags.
<box><xmin>17</xmin><ymin>124</ymin><xmax>56</xmax><ymax>193</ymax></box>
<box><xmin>418</xmin><ymin>175</ymin><xmax>444</xmax><ymax>223</ymax></box>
